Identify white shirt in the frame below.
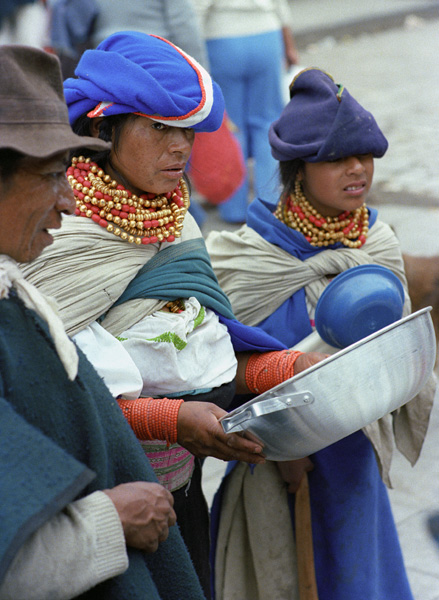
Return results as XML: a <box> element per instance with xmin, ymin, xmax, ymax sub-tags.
<box><xmin>74</xmin><ymin>298</ymin><xmax>237</xmax><ymax>398</ymax></box>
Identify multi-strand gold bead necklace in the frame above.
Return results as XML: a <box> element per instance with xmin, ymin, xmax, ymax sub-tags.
<box><xmin>275</xmin><ymin>179</ymin><xmax>369</xmax><ymax>248</ymax></box>
<box><xmin>67</xmin><ymin>156</ymin><xmax>190</xmax><ymax>245</ymax></box>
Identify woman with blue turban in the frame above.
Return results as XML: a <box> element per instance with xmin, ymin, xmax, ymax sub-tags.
<box><xmin>21</xmin><ymin>33</ymin><xmax>326</xmax><ymax>598</ymax></box>
<box><xmin>206</xmin><ymin>68</ymin><xmax>435</xmax><ymax>599</ymax></box>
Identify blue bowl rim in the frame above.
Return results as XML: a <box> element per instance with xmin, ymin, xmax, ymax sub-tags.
<box><xmin>315</xmin><ymin>264</ymin><xmax>405</xmax><ymax>347</ymax></box>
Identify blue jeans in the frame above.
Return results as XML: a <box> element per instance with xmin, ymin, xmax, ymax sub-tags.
<box><xmin>207</xmin><ymin>30</ymin><xmax>284</xmax><ymax>222</ymax></box>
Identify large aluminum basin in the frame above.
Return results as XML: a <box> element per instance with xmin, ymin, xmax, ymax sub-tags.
<box><xmin>221</xmin><ymin>307</ymin><xmax>436</xmax><ymax>460</ymax></box>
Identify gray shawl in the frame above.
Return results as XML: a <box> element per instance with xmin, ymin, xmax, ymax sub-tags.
<box><xmin>21</xmin><ymin>213</ymin><xmax>202</xmax><ymax>337</ymax></box>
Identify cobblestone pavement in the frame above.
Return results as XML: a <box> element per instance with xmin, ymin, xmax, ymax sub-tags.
<box><xmin>292</xmin><ymin>17</ymin><xmax>439</xmax><ymax>202</ymax></box>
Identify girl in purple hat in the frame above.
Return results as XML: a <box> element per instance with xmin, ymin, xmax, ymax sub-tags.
<box><xmin>207</xmin><ymin>68</ymin><xmax>434</xmax><ymax>600</ymax></box>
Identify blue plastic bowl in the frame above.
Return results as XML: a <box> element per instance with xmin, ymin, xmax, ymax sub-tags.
<box><xmin>314</xmin><ymin>264</ymin><xmax>405</xmax><ymax>348</ymax></box>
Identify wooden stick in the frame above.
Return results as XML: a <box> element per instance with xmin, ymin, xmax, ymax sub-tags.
<box><xmin>295</xmin><ymin>472</ymin><xmax>319</xmax><ymax>600</ymax></box>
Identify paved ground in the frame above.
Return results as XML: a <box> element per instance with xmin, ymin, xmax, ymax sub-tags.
<box><xmin>201</xmin><ymin>3</ymin><xmax>439</xmax><ymax>598</ymax></box>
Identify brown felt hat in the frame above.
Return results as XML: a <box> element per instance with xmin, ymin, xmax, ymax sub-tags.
<box><xmin>0</xmin><ymin>45</ymin><xmax>109</xmax><ymax>158</ymax></box>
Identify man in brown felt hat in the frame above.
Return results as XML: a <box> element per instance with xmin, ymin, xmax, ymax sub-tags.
<box><xmin>0</xmin><ymin>45</ymin><xmax>206</xmax><ymax>600</ymax></box>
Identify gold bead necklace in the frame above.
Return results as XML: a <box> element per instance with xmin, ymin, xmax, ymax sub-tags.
<box><xmin>67</xmin><ymin>156</ymin><xmax>190</xmax><ymax>245</ymax></box>
<box><xmin>275</xmin><ymin>179</ymin><xmax>369</xmax><ymax>248</ymax></box>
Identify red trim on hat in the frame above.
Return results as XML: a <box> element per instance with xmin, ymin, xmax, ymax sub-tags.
<box><xmin>87</xmin><ymin>101</ymin><xmax>115</xmax><ymax>118</ymax></box>
<box><xmin>135</xmin><ymin>35</ymin><xmax>207</xmax><ymax>122</ymax></box>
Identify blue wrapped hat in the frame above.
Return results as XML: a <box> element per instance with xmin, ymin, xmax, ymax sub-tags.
<box><xmin>269</xmin><ymin>68</ymin><xmax>388</xmax><ymax>162</ymax></box>
<box><xmin>64</xmin><ymin>31</ymin><xmax>225</xmax><ymax>132</ymax></box>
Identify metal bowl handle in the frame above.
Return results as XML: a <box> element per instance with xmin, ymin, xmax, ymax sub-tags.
<box><xmin>221</xmin><ymin>391</ymin><xmax>314</xmax><ymax>434</ymax></box>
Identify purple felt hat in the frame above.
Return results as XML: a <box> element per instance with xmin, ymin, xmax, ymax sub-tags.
<box><xmin>269</xmin><ymin>68</ymin><xmax>388</xmax><ymax>162</ymax></box>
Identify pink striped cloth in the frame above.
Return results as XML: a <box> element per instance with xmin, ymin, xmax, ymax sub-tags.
<box><xmin>140</xmin><ymin>440</ymin><xmax>195</xmax><ymax>492</ymax></box>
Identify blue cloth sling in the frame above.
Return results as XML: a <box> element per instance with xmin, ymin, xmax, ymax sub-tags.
<box><xmin>113</xmin><ymin>237</ymin><xmax>285</xmax><ymax>353</ymax></box>
<box><xmin>246</xmin><ymin>197</ymin><xmax>379</xmax><ymax>347</ymax></box>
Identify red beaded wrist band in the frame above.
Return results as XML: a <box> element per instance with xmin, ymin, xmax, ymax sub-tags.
<box><xmin>117</xmin><ymin>397</ymin><xmax>184</xmax><ymax>445</ymax></box>
<box><xmin>245</xmin><ymin>349</ymin><xmax>303</xmax><ymax>394</ymax></box>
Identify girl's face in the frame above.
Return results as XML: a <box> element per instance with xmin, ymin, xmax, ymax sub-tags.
<box><xmin>93</xmin><ymin>116</ymin><xmax>195</xmax><ymax>195</ymax></box>
<box><xmin>298</xmin><ymin>154</ymin><xmax>374</xmax><ymax>217</ymax></box>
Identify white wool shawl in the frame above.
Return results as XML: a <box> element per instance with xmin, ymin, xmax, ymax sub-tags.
<box><xmin>206</xmin><ymin>219</ymin><xmax>410</xmax><ymax>326</ymax></box>
<box><xmin>21</xmin><ymin>213</ymin><xmax>202</xmax><ymax>337</ymax></box>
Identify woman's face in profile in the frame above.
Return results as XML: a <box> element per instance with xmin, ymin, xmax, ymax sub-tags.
<box><xmin>106</xmin><ymin>116</ymin><xmax>195</xmax><ymax>196</ymax></box>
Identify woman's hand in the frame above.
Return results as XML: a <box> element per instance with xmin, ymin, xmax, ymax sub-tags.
<box><xmin>293</xmin><ymin>351</ymin><xmax>329</xmax><ymax>374</ymax></box>
<box><xmin>276</xmin><ymin>458</ymin><xmax>314</xmax><ymax>494</ymax></box>
<box><xmin>177</xmin><ymin>401</ymin><xmax>265</xmax><ymax>464</ymax></box>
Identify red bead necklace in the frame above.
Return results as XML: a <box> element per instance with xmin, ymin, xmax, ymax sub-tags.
<box><xmin>67</xmin><ymin>156</ymin><xmax>190</xmax><ymax>245</ymax></box>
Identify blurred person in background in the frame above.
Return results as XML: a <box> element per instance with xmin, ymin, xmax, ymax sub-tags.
<box><xmin>194</xmin><ymin>0</ymin><xmax>299</xmax><ymax>224</ymax></box>
<box><xmin>0</xmin><ymin>0</ymin><xmax>48</xmax><ymax>46</ymax></box>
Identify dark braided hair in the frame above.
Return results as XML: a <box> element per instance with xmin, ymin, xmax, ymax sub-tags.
<box><xmin>68</xmin><ymin>112</ymin><xmax>136</xmax><ymax>169</ymax></box>
<box><xmin>278</xmin><ymin>158</ymin><xmax>305</xmax><ymax>200</ymax></box>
